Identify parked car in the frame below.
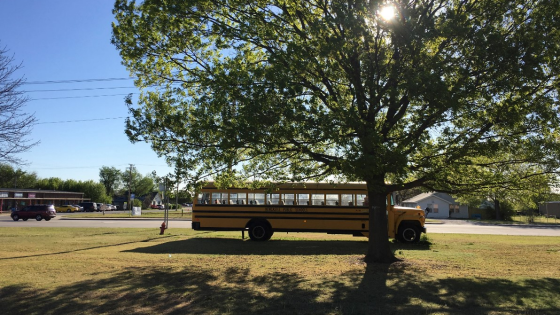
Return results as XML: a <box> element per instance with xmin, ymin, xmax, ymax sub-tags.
<box><xmin>72</xmin><ymin>204</ymin><xmax>84</xmax><ymax>212</ymax></box>
<box><xmin>109</xmin><ymin>205</ymin><xmax>117</xmax><ymax>211</ymax></box>
<box><xmin>79</xmin><ymin>202</ymin><xmax>97</xmax><ymax>212</ymax></box>
<box><xmin>55</xmin><ymin>205</ymin><xmax>79</xmax><ymax>213</ymax></box>
<box><xmin>150</xmin><ymin>204</ymin><xmax>159</xmax><ymax>209</ymax></box>
<box><xmin>157</xmin><ymin>205</ymin><xmax>165</xmax><ymax>210</ymax></box>
<box><xmin>11</xmin><ymin>205</ymin><xmax>56</xmax><ymax>221</ymax></box>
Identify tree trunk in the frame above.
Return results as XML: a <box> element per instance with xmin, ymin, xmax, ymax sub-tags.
<box><xmin>364</xmin><ymin>180</ymin><xmax>397</xmax><ymax>264</ymax></box>
<box><xmin>495</xmin><ymin>199</ymin><xmax>501</xmax><ymax>220</ymax></box>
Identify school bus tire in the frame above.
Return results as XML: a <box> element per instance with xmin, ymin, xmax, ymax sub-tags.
<box><xmin>248</xmin><ymin>220</ymin><xmax>272</xmax><ymax>241</ymax></box>
<box><xmin>397</xmin><ymin>224</ymin><xmax>421</xmax><ymax>243</ymax></box>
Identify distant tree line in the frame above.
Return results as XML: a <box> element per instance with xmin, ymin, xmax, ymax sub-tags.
<box><xmin>1</xmin><ymin>164</ymin><xmax>160</xmax><ymax>204</ymax></box>
<box><xmin>1</xmin><ymin>163</ymin><xmax>192</xmax><ymax>205</ymax></box>
<box><xmin>1</xmin><ymin>163</ymin><xmax>112</xmax><ymax>203</ymax></box>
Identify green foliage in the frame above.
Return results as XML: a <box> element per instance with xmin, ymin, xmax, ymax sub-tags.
<box><xmin>119</xmin><ymin>165</ymin><xmax>155</xmax><ymax>197</ymax></box>
<box><xmin>35</xmin><ymin>177</ymin><xmax>64</xmax><ymax>190</ymax></box>
<box><xmin>79</xmin><ymin>180</ymin><xmax>110</xmax><ymax>203</ymax></box>
<box><xmin>99</xmin><ymin>166</ymin><xmax>121</xmax><ymax>196</ymax></box>
<box><xmin>481</xmin><ymin>200</ymin><xmax>516</xmax><ymax>221</ymax></box>
<box><xmin>132</xmin><ymin>199</ymin><xmax>142</xmax><ymax>208</ymax></box>
<box><xmin>166</xmin><ymin>203</ymin><xmax>181</xmax><ymax>210</ymax></box>
<box><xmin>34</xmin><ymin>176</ymin><xmax>111</xmax><ymax>203</ymax></box>
<box><xmin>0</xmin><ymin>163</ymin><xmax>38</xmax><ymax>188</ymax></box>
<box><xmin>113</xmin><ymin>0</ymin><xmax>560</xmax><ymax>191</ymax></box>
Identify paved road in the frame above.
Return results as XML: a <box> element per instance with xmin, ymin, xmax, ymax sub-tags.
<box><xmin>1</xmin><ymin>214</ymin><xmax>559</xmax><ymax>236</ymax></box>
<box><xmin>427</xmin><ymin>219</ymin><xmax>560</xmax><ymax>237</ymax></box>
<box><xmin>0</xmin><ymin>212</ymin><xmax>191</xmax><ymax>229</ymax></box>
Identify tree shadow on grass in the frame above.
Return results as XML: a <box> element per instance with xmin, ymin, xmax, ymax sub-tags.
<box><xmin>338</xmin><ymin>263</ymin><xmax>560</xmax><ymax>315</ymax></box>
<box><xmin>1</xmin><ymin>264</ymin><xmax>559</xmax><ymax>315</ymax></box>
<box><xmin>0</xmin><ymin>235</ymin><xmax>176</xmax><ymax>261</ymax></box>
<box><xmin>124</xmin><ymin>237</ymin><xmax>431</xmax><ymax>256</ymax></box>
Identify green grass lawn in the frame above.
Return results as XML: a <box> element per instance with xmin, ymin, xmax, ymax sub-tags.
<box><xmin>510</xmin><ymin>215</ymin><xmax>560</xmax><ymax>225</ymax></box>
<box><xmin>1</xmin><ymin>228</ymin><xmax>559</xmax><ymax>314</ymax></box>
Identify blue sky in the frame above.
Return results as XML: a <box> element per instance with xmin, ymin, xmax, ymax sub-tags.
<box><xmin>0</xmin><ymin>0</ymin><xmax>175</xmax><ymax>182</ymax></box>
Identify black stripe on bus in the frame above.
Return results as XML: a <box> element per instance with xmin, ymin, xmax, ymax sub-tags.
<box><xmin>193</xmin><ymin>211</ymin><xmax>368</xmax><ymax>217</ymax></box>
<box><xmin>193</xmin><ymin>227</ymin><xmax>368</xmax><ymax>234</ymax></box>
<box><xmin>194</xmin><ymin>215</ymin><xmax>368</xmax><ymax>221</ymax></box>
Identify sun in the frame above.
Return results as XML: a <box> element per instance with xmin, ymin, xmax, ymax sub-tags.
<box><xmin>378</xmin><ymin>5</ymin><xmax>396</xmax><ymax>21</ymax></box>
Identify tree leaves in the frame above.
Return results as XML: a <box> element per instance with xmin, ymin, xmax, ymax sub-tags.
<box><xmin>112</xmin><ymin>0</ymin><xmax>560</xmax><ymax>195</ymax></box>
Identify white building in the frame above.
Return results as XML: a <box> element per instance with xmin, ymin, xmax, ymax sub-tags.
<box><xmin>402</xmin><ymin>192</ymin><xmax>469</xmax><ymax>219</ymax></box>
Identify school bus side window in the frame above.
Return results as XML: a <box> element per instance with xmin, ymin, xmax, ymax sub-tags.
<box><xmin>212</xmin><ymin>192</ymin><xmax>225</xmax><ymax>204</ymax></box>
<box><xmin>198</xmin><ymin>193</ymin><xmax>210</xmax><ymax>204</ymax></box>
<box><xmin>267</xmin><ymin>194</ymin><xmax>279</xmax><ymax>205</ymax></box>
<box><xmin>283</xmin><ymin>193</ymin><xmax>295</xmax><ymax>205</ymax></box>
<box><xmin>237</xmin><ymin>193</ymin><xmax>247</xmax><ymax>204</ymax></box>
<box><xmin>249</xmin><ymin>193</ymin><xmax>265</xmax><ymax>205</ymax></box>
<box><xmin>231</xmin><ymin>193</ymin><xmax>247</xmax><ymax>204</ymax></box>
<box><xmin>312</xmin><ymin>194</ymin><xmax>324</xmax><ymax>205</ymax></box>
<box><xmin>326</xmin><ymin>194</ymin><xmax>338</xmax><ymax>206</ymax></box>
<box><xmin>356</xmin><ymin>194</ymin><xmax>367</xmax><ymax>206</ymax></box>
<box><xmin>297</xmin><ymin>194</ymin><xmax>310</xmax><ymax>205</ymax></box>
<box><xmin>341</xmin><ymin>194</ymin><xmax>353</xmax><ymax>206</ymax></box>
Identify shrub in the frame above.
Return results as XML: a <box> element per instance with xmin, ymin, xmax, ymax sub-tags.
<box><xmin>482</xmin><ymin>200</ymin><xmax>515</xmax><ymax>220</ymax></box>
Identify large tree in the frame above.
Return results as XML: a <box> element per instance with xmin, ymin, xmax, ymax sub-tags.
<box><xmin>112</xmin><ymin>0</ymin><xmax>560</xmax><ymax>263</ymax></box>
<box><xmin>0</xmin><ymin>45</ymin><xmax>38</xmax><ymax>165</ymax></box>
<box><xmin>99</xmin><ymin>166</ymin><xmax>122</xmax><ymax>196</ymax></box>
<box><xmin>120</xmin><ymin>165</ymin><xmax>155</xmax><ymax>197</ymax></box>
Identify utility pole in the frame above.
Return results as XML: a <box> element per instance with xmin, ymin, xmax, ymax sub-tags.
<box><xmin>164</xmin><ymin>177</ymin><xmax>169</xmax><ymax>229</ymax></box>
<box><xmin>176</xmin><ymin>178</ymin><xmax>180</xmax><ymax>216</ymax></box>
<box><xmin>128</xmin><ymin>164</ymin><xmax>133</xmax><ymax>215</ymax></box>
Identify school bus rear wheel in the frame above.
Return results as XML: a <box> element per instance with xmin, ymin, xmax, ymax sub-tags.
<box><xmin>248</xmin><ymin>220</ymin><xmax>273</xmax><ymax>241</ymax></box>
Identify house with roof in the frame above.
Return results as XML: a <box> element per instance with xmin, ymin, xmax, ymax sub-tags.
<box><xmin>142</xmin><ymin>192</ymin><xmax>163</xmax><ymax>209</ymax></box>
<box><xmin>539</xmin><ymin>201</ymin><xmax>560</xmax><ymax>218</ymax></box>
<box><xmin>402</xmin><ymin>192</ymin><xmax>469</xmax><ymax>219</ymax></box>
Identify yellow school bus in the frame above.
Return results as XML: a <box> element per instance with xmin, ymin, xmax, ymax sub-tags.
<box><xmin>192</xmin><ymin>182</ymin><xmax>426</xmax><ymax>243</ymax></box>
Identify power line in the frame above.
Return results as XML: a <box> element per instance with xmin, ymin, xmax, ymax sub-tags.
<box><xmin>23</xmin><ymin>86</ymin><xmax>138</xmax><ymax>93</ymax></box>
<box><xmin>23</xmin><ymin>77</ymin><xmax>134</xmax><ymax>85</ymax></box>
<box><xmin>25</xmin><ymin>164</ymin><xmax>133</xmax><ymax>170</ymax></box>
<box><xmin>29</xmin><ymin>93</ymin><xmax>136</xmax><ymax>101</ymax></box>
<box><xmin>36</xmin><ymin>117</ymin><xmax>128</xmax><ymax>125</ymax></box>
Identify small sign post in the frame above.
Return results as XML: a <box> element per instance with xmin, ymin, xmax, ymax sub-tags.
<box><xmin>130</xmin><ymin>194</ymin><xmax>135</xmax><ymax>216</ymax></box>
<box><xmin>159</xmin><ymin>182</ymin><xmax>168</xmax><ymax>230</ymax></box>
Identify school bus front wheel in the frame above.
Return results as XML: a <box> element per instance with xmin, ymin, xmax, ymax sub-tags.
<box><xmin>397</xmin><ymin>224</ymin><xmax>422</xmax><ymax>243</ymax></box>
